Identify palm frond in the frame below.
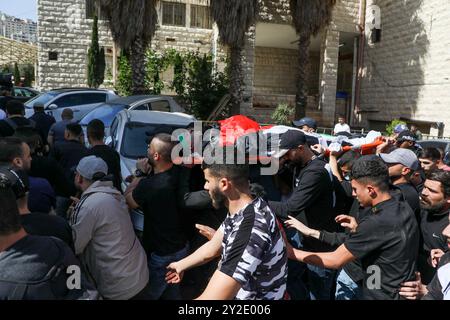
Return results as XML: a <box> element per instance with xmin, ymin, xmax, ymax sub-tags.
<box><xmin>210</xmin><ymin>0</ymin><xmax>259</xmax><ymax>48</ymax></box>
<box><xmin>96</xmin><ymin>0</ymin><xmax>158</xmax><ymax>49</ymax></box>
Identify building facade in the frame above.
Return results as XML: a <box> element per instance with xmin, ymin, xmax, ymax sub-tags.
<box><xmin>38</xmin><ymin>0</ymin><xmax>361</xmax><ymax>126</ymax></box>
<box><xmin>358</xmin><ymin>0</ymin><xmax>450</xmax><ymax>137</ymax></box>
<box><xmin>0</xmin><ymin>12</ymin><xmax>37</xmax><ymax>44</ymax></box>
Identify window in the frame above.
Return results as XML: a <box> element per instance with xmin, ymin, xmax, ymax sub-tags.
<box><xmin>162</xmin><ymin>1</ymin><xmax>186</xmax><ymax>27</ymax></box>
<box><xmin>86</xmin><ymin>0</ymin><xmax>108</xmax><ymax>20</ymax></box>
<box><xmin>133</xmin><ymin>103</ymin><xmax>151</xmax><ymax>111</ymax></box>
<box><xmin>53</xmin><ymin>93</ymin><xmax>106</xmax><ymax>108</ymax></box>
<box><xmin>190</xmin><ymin>5</ymin><xmax>212</xmax><ymax>29</ymax></box>
<box><xmin>151</xmin><ymin>100</ymin><xmax>171</xmax><ymax>112</ymax></box>
<box><xmin>77</xmin><ymin>93</ymin><xmax>107</xmax><ymax>104</ymax></box>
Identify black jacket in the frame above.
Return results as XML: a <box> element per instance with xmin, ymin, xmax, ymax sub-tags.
<box><xmin>269</xmin><ymin>158</ymin><xmax>338</xmax><ymax>252</ymax></box>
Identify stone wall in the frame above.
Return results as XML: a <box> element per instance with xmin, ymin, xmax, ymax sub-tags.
<box><xmin>37</xmin><ymin>0</ymin><xmax>216</xmax><ymax>91</ymax></box>
<box><xmin>359</xmin><ymin>0</ymin><xmax>450</xmax><ymax>136</ymax></box>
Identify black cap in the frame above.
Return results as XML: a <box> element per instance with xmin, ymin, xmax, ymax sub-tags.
<box><xmin>272</xmin><ymin>130</ymin><xmax>307</xmax><ymax>159</ymax></box>
<box><xmin>397</xmin><ymin>130</ymin><xmax>416</xmax><ymax>142</ymax></box>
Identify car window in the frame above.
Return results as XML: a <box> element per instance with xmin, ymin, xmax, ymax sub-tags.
<box><xmin>53</xmin><ymin>94</ymin><xmax>83</xmax><ymax>108</ymax></box>
<box><xmin>133</xmin><ymin>103</ymin><xmax>151</xmax><ymax>111</ymax></box>
<box><xmin>20</xmin><ymin>88</ymin><xmax>34</xmax><ymax>97</ymax></box>
<box><xmin>25</xmin><ymin>92</ymin><xmax>59</xmax><ymax>108</ymax></box>
<box><xmin>14</xmin><ymin>88</ymin><xmax>24</xmax><ymax>97</ymax></box>
<box><xmin>121</xmin><ymin>122</ymin><xmax>184</xmax><ymax>159</ymax></box>
<box><xmin>53</xmin><ymin>92</ymin><xmax>107</xmax><ymax>108</ymax></box>
<box><xmin>78</xmin><ymin>93</ymin><xmax>107</xmax><ymax>104</ymax></box>
<box><xmin>151</xmin><ymin>100</ymin><xmax>171</xmax><ymax>112</ymax></box>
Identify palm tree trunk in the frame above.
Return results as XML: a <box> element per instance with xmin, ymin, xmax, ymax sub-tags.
<box><xmin>130</xmin><ymin>37</ymin><xmax>148</xmax><ymax>95</ymax></box>
<box><xmin>295</xmin><ymin>32</ymin><xmax>310</xmax><ymax>120</ymax></box>
<box><xmin>229</xmin><ymin>45</ymin><xmax>243</xmax><ymax>116</ymax></box>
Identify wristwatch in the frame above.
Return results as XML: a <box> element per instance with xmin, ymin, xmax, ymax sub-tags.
<box><xmin>134</xmin><ymin>169</ymin><xmax>147</xmax><ymax>178</ymax></box>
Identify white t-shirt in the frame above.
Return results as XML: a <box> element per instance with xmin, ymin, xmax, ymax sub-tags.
<box><xmin>334</xmin><ymin>123</ymin><xmax>351</xmax><ymax>134</ymax></box>
<box><xmin>0</xmin><ymin>109</ymin><xmax>6</xmax><ymax>120</ymax></box>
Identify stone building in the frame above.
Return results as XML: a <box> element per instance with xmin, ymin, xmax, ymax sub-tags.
<box><xmin>358</xmin><ymin>0</ymin><xmax>450</xmax><ymax>137</ymax></box>
<box><xmin>37</xmin><ymin>0</ymin><xmax>450</xmax><ymax>135</ymax></box>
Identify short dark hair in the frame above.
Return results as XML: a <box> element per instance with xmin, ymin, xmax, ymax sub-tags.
<box><xmin>13</xmin><ymin>127</ymin><xmax>43</xmax><ymax>154</ymax></box>
<box><xmin>0</xmin><ymin>137</ymin><xmax>25</xmax><ymax>165</ymax></box>
<box><xmin>152</xmin><ymin>133</ymin><xmax>175</xmax><ymax>162</ymax></box>
<box><xmin>0</xmin><ymin>179</ymin><xmax>22</xmax><ymax>236</ymax></box>
<box><xmin>338</xmin><ymin>150</ymin><xmax>361</xmax><ymax>168</ymax></box>
<box><xmin>202</xmin><ymin>146</ymin><xmax>249</xmax><ymax>187</ymax></box>
<box><xmin>351</xmin><ymin>155</ymin><xmax>390</xmax><ymax>192</ymax></box>
<box><xmin>65</xmin><ymin>123</ymin><xmax>82</xmax><ymax>137</ymax></box>
<box><xmin>61</xmin><ymin>108</ymin><xmax>74</xmax><ymax>120</ymax></box>
<box><xmin>428</xmin><ymin>170</ymin><xmax>450</xmax><ymax>198</ymax></box>
<box><xmin>418</xmin><ymin>148</ymin><xmax>442</xmax><ymax>162</ymax></box>
<box><xmin>6</xmin><ymin>100</ymin><xmax>25</xmax><ymax>116</ymax></box>
<box><xmin>87</xmin><ymin>119</ymin><xmax>105</xmax><ymax>141</ymax></box>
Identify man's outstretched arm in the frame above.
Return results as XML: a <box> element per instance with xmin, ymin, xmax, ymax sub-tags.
<box><xmin>196</xmin><ymin>270</ymin><xmax>241</xmax><ymax>300</ymax></box>
<box><xmin>289</xmin><ymin>243</ymin><xmax>356</xmax><ymax>270</ymax></box>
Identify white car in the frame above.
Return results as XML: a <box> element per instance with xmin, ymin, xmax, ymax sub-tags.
<box><xmin>80</xmin><ymin>95</ymin><xmax>185</xmax><ymax>138</ymax></box>
<box><xmin>107</xmin><ymin>109</ymin><xmax>196</xmax><ymax>231</ymax></box>
<box><xmin>24</xmin><ymin>88</ymin><xmax>119</xmax><ymax>121</ymax></box>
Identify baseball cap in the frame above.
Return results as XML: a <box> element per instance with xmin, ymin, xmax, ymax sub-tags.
<box><xmin>292</xmin><ymin>117</ymin><xmax>317</xmax><ymax>130</ymax></box>
<box><xmin>397</xmin><ymin>130</ymin><xmax>417</xmax><ymax>142</ymax></box>
<box><xmin>380</xmin><ymin>148</ymin><xmax>420</xmax><ymax>170</ymax></box>
<box><xmin>76</xmin><ymin>156</ymin><xmax>108</xmax><ymax>180</ymax></box>
<box><xmin>394</xmin><ymin>124</ymin><xmax>408</xmax><ymax>134</ymax></box>
<box><xmin>271</xmin><ymin>130</ymin><xmax>307</xmax><ymax>159</ymax></box>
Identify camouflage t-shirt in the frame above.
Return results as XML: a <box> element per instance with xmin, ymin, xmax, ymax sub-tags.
<box><xmin>218</xmin><ymin>198</ymin><xmax>287</xmax><ymax>300</ymax></box>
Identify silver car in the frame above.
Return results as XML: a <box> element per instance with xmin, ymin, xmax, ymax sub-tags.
<box><xmin>107</xmin><ymin>109</ymin><xmax>196</xmax><ymax>231</ymax></box>
<box><xmin>24</xmin><ymin>88</ymin><xmax>118</xmax><ymax>121</ymax></box>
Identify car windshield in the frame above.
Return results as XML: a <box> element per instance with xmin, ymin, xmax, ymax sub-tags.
<box><xmin>121</xmin><ymin>122</ymin><xmax>188</xmax><ymax>159</ymax></box>
<box><xmin>80</xmin><ymin>104</ymin><xmax>126</xmax><ymax>126</ymax></box>
<box><xmin>25</xmin><ymin>92</ymin><xmax>59</xmax><ymax>108</ymax></box>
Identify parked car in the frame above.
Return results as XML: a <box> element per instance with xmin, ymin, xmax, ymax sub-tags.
<box><xmin>24</xmin><ymin>88</ymin><xmax>118</xmax><ymax>121</ymax></box>
<box><xmin>12</xmin><ymin>86</ymin><xmax>40</xmax><ymax>102</ymax></box>
<box><xmin>79</xmin><ymin>95</ymin><xmax>185</xmax><ymax>134</ymax></box>
<box><xmin>107</xmin><ymin>109</ymin><xmax>195</xmax><ymax>232</ymax></box>
<box><xmin>417</xmin><ymin>139</ymin><xmax>450</xmax><ymax>153</ymax></box>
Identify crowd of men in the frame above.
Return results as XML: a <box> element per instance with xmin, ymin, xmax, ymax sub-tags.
<box><xmin>0</xmin><ymin>98</ymin><xmax>449</xmax><ymax>300</ymax></box>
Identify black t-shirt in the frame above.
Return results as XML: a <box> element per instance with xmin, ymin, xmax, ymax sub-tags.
<box><xmin>30</xmin><ymin>155</ymin><xmax>75</xmax><ymax>197</ymax></box>
<box><xmin>29</xmin><ymin>112</ymin><xmax>56</xmax><ymax>144</ymax></box>
<box><xmin>132</xmin><ymin>165</ymin><xmax>187</xmax><ymax>255</ymax></box>
<box><xmin>421</xmin><ymin>209</ymin><xmax>449</xmax><ymax>253</ymax></box>
<box><xmin>344</xmin><ymin>197</ymin><xmax>420</xmax><ymax>300</ymax></box>
<box><xmin>86</xmin><ymin>145</ymin><xmax>122</xmax><ymax>192</ymax></box>
<box><xmin>50</xmin><ymin>140</ymin><xmax>87</xmax><ymax>176</ymax></box>
<box><xmin>269</xmin><ymin>158</ymin><xmax>338</xmax><ymax>252</ymax></box>
<box><xmin>20</xmin><ymin>213</ymin><xmax>74</xmax><ymax>251</ymax></box>
<box><xmin>0</xmin><ymin>117</ymin><xmax>34</xmax><ymax>137</ymax></box>
<box><xmin>396</xmin><ymin>183</ymin><xmax>421</xmax><ymax>223</ymax></box>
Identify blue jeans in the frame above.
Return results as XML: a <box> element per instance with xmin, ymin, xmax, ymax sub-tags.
<box><xmin>285</xmin><ymin>229</ymin><xmax>336</xmax><ymax>300</ymax></box>
<box><xmin>147</xmin><ymin>245</ymin><xmax>189</xmax><ymax>300</ymax></box>
<box><xmin>307</xmin><ymin>264</ymin><xmax>337</xmax><ymax>300</ymax></box>
<box><xmin>335</xmin><ymin>269</ymin><xmax>361</xmax><ymax>300</ymax></box>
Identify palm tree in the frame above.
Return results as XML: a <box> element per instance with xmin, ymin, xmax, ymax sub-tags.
<box><xmin>289</xmin><ymin>0</ymin><xmax>336</xmax><ymax>119</ymax></box>
<box><xmin>96</xmin><ymin>0</ymin><xmax>158</xmax><ymax>94</ymax></box>
<box><xmin>211</xmin><ymin>0</ymin><xmax>258</xmax><ymax>115</ymax></box>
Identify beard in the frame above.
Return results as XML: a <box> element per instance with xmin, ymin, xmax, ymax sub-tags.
<box><xmin>420</xmin><ymin>198</ymin><xmax>447</xmax><ymax>214</ymax></box>
<box><xmin>209</xmin><ymin>186</ymin><xmax>227</xmax><ymax>210</ymax></box>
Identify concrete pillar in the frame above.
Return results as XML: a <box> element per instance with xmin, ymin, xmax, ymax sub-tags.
<box><xmin>319</xmin><ymin>28</ymin><xmax>340</xmax><ymax>127</ymax></box>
